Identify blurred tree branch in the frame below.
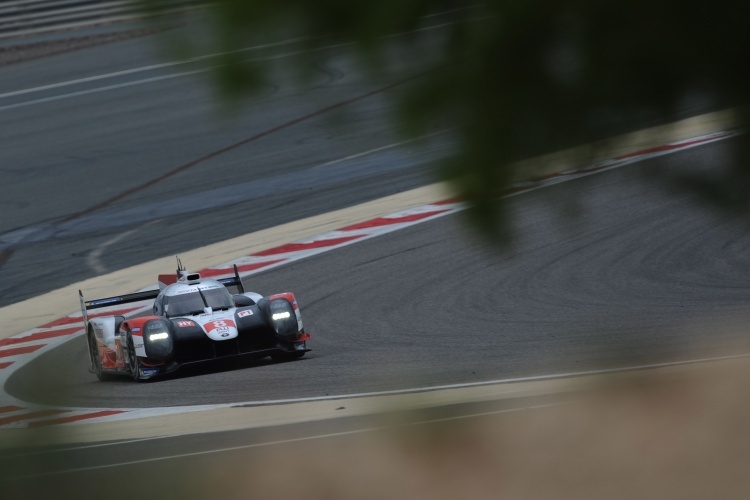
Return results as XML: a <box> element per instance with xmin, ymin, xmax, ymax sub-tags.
<box><xmin>137</xmin><ymin>0</ymin><xmax>750</xmax><ymax>237</ymax></box>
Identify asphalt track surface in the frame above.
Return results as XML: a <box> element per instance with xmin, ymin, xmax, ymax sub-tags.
<box><xmin>0</xmin><ymin>394</ymin><xmax>566</xmax><ymax>494</ymax></box>
<box><xmin>0</xmin><ymin>23</ymin><xmax>447</xmax><ymax>307</ymax></box>
<box><xmin>0</xmin><ymin>17</ymin><xmax>747</xmax><ymax>405</ymax></box>
<box><xmin>2</xmin><ymin>18</ymin><xmax>750</xmax><ymax>497</ymax></box>
<box><xmin>2</xmin><ymin>23</ymin><xmax>750</xmax><ymax>410</ymax></box>
<box><xmin>0</xmin><ymin>14</ymin><xmax>720</xmax><ymax>309</ymax></box>
<box><xmin>7</xmin><ymin>137</ymin><xmax>750</xmax><ymax>408</ymax></box>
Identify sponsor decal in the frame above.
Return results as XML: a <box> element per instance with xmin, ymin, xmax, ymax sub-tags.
<box><xmin>140</xmin><ymin>367</ymin><xmax>159</xmax><ymax>377</ymax></box>
<box><xmin>205</xmin><ymin>319</ymin><xmax>235</xmax><ymax>329</ymax></box>
<box><xmin>134</xmin><ymin>343</ymin><xmax>144</xmax><ymax>349</ymax></box>
<box><xmin>177</xmin><ymin>320</ymin><xmax>195</xmax><ymax>328</ymax></box>
<box><xmin>87</xmin><ymin>297</ymin><xmax>120</xmax><ymax>306</ymax></box>
<box><xmin>132</xmin><ymin>327</ymin><xmax>141</xmax><ymax>333</ymax></box>
<box><xmin>205</xmin><ymin>319</ymin><xmax>236</xmax><ymax>338</ymax></box>
<box><xmin>94</xmin><ymin>328</ymin><xmax>104</xmax><ymax>339</ymax></box>
<box><xmin>238</xmin><ymin>310</ymin><xmax>254</xmax><ymax>318</ymax></box>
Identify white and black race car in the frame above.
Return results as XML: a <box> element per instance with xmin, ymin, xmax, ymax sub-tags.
<box><xmin>80</xmin><ymin>264</ymin><xmax>310</xmax><ymax>381</ymax></box>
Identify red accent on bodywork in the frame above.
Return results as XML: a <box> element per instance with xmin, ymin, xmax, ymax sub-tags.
<box><xmin>252</xmin><ymin>235</ymin><xmax>364</xmax><ymax>256</ymax></box>
<box><xmin>204</xmin><ymin>320</ymin><xmax>236</xmax><ymax>332</ymax></box>
<box><xmin>0</xmin><ymin>344</ymin><xmax>45</xmax><ymax>358</ymax></box>
<box><xmin>0</xmin><ymin>327</ymin><xmax>81</xmax><ymax>347</ymax></box>
<box><xmin>200</xmin><ymin>260</ymin><xmax>285</xmax><ymax>278</ymax></box>
<box><xmin>158</xmin><ymin>274</ymin><xmax>178</xmax><ymax>286</ymax></box>
<box><xmin>0</xmin><ymin>409</ymin><xmax>68</xmax><ymax>427</ymax></box>
<box><xmin>104</xmin><ymin>349</ymin><xmax>118</xmax><ymax>366</ymax></box>
<box><xmin>269</xmin><ymin>292</ymin><xmax>297</xmax><ymax>309</ymax></box>
<box><xmin>338</xmin><ymin>210</ymin><xmax>450</xmax><ymax>231</ymax></box>
<box><xmin>0</xmin><ymin>362</ymin><xmax>13</xmax><ymax>369</ymax></box>
<box><xmin>28</xmin><ymin>410</ymin><xmax>126</xmax><ymax>428</ymax></box>
<box><xmin>123</xmin><ymin>316</ymin><xmax>162</xmax><ymax>334</ymax></box>
<box><xmin>299</xmin><ymin>332</ymin><xmax>311</xmax><ymax>341</ymax></box>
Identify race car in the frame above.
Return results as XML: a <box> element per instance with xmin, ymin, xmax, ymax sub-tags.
<box><xmin>80</xmin><ymin>263</ymin><xmax>310</xmax><ymax>381</ymax></box>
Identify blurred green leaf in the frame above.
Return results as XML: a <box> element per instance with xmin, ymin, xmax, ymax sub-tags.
<box><xmin>137</xmin><ymin>0</ymin><xmax>750</xmax><ymax>239</ymax></box>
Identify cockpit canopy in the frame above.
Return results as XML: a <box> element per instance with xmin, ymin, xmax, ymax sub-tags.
<box><xmin>160</xmin><ymin>283</ymin><xmax>235</xmax><ymax>318</ymax></box>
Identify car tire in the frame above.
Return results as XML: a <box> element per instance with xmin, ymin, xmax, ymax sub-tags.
<box><xmin>127</xmin><ymin>332</ymin><xmax>142</xmax><ymax>382</ymax></box>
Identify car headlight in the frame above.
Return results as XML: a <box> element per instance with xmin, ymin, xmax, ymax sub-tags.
<box><xmin>143</xmin><ymin>319</ymin><xmax>173</xmax><ymax>359</ymax></box>
<box><xmin>269</xmin><ymin>300</ymin><xmax>297</xmax><ymax>336</ymax></box>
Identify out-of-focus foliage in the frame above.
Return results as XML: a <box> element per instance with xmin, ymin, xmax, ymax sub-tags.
<box><xmin>139</xmin><ymin>0</ymin><xmax>750</xmax><ymax>237</ymax></box>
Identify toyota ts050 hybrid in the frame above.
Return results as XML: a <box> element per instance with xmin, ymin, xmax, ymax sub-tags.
<box><xmin>80</xmin><ymin>263</ymin><xmax>310</xmax><ymax>381</ymax></box>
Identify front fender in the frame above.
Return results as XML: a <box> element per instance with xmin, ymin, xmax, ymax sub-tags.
<box><xmin>88</xmin><ymin>316</ymin><xmax>124</xmax><ymax>369</ymax></box>
<box><xmin>89</xmin><ymin>316</ymin><xmax>119</xmax><ymax>351</ymax></box>
<box><xmin>268</xmin><ymin>293</ymin><xmax>303</xmax><ymax>332</ymax></box>
<box><xmin>122</xmin><ymin>316</ymin><xmax>173</xmax><ymax>359</ymax></box>
<box><xmin>259</xmin><ymin>293</ymin><xmax>304</xmax><ymax>339</ymax></box>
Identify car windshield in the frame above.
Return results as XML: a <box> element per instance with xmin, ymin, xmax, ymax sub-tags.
<box><xmin>164</xmin><ymin>287</ymin><xmax>234</xmax><ymax>317</ymax></box>
<box><xmin>202</xmin><ymin>287</ymin><xmax>234</xmax><ymax>310</ymax></box>
<box><xmin>164</xmin><ymin>292</ymin><xmax>205</xmax><ymax>317</ymax></box>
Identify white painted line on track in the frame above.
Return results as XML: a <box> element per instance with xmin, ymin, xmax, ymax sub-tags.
<box><xmin>3</xmin><ymin>403</ymin><xmax>561</xmax><ymax>479</ymax></box>
<box><xmin>5</xmin><ymin>352</ymin><xmax>746</xmax><ymax>433</ymax></box>
<box><xmin>0</xmin><ymin>37</ymin><xmax>314</xmax><ymax>101</ymax></box>
<box><xmin>86</xmin><ymin>220</ymin><xmax>159</xmax><ymax>274</ymax></box>
<box><xmin>0</xmin><ymin>45</ymin><xmax>355</xmax><ymax>112</ymax></box>
<box><xmin>1</xmin><ymin>434</ymin><xmax>184</xmax><ymax>459</ymax></box>
<box><xmin>0</xmin><ymin>127</ymin><xmax>741</xmax><ymax>429</ymax></box>
<box><xmin>221</xmin><ymin>353</ymin><xmax>750</xmax><ymax>406</ymax></box>
<box><xmin>83</xmin><ymin>353</ymin><xmax>748</xmax><ymax>425</ymax></box>
<box><xmin>0</xmin><ymin>17</ymin><xmax>472</xmax><ymax>112</ymax></box>
<box><xmin>310</xmin><ymin>129</ymin><xmax>453</xmax><ymax>170</ymax></box>
<box><xmin>0</xmin><ymin>69</ymin><xmax>205</xmax><ymax>112</ymax></box>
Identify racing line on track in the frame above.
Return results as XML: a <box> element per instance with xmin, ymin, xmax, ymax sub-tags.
<box><xmin>0</xmin><ymin>67</ymin><xmax>433</xmax><ymax>273</ymax></box>
<box><xmin>0</xmin><ymin>129</ymin><xmax>739</xmax><ymax>428</ymax></box>
<box><xmin>58</xmin><ymin>71</ymin><xmax>434</xmax><ymax>224</ymax></box>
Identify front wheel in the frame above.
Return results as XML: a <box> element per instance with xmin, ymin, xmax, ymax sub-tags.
<box><xmin>127</xmin><ymin>332</ymin><xmax>143</xmax><ymax>382</ymax></box>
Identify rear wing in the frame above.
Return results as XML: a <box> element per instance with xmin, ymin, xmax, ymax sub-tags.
<box><xmin>218</xmin><ymin>264</ymin><xmax>246</xmax><ymax>294</ymax></box>
<box><xmin>159</xmin><ymin>264</ymin><xmax>245</xmax><ymax>293</ymax></box>
<box><xmin>79</xmin><ymin>264</ymin><xmax>245</xmax><ymax>323</ymax></box>
<box><xmin>81</xmin><ymin>289</ymin><xmax>161</xmax><ymax>311</ymax></box>
<box><xmin>78</xmin><ymin>288</ymin><xmax>159</xmax><ymax>333</ymax></box>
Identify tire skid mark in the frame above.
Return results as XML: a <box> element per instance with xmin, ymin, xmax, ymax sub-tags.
<box><xmin>59</xmin><ymin>71</ymin><xmax>430</xmax><ymax>224</ymax></box>
<box><xmin>0</xmin><ymin>247</ymin><xmax>13</xmax><ymax>271</ymax></box>
<box><xmin>0</xmin><ymin>71</ymin><xmax>429</xmax><ymax>274</ymax></box>
<box><xmin>0</xmin><ymin>129</ymin><xmax>738</xmax><ymax>429</ymax></box>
